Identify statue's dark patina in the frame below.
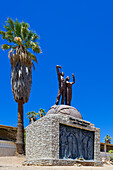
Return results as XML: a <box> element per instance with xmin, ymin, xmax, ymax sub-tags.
<box><xmin>55</xmin><ymin>65</ymin><xmax>66</xmax><ymax>105</ymax></box>
<box><xmin>55</xmin><ymin>65</ymin><xmax>75</xmax><ymax>106</ymax></box>
<box><xmin>65</xmin><ymin>74</ymin><xmax>75</xmax><ymax>106</ymax></box>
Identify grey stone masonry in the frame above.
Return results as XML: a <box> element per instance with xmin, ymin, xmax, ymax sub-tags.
<box><xmin>24</xmin><ymin>113</ymin><xmax>102</xmax><ymax>166</ymax></box>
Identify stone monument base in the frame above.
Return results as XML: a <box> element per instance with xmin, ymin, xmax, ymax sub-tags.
<box><xmin>23</xmin><ymin>159</ymin><xmax>102</xmax><ymax>166</ymax></box>
<box><xmin>24</xmin><ymin>105</ymin><xmax>102</xmax><ymax>166</ymax></box>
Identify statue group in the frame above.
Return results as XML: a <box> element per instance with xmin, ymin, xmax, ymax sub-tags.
<box><xmin>55</xmin><ymin>65</ymin><xmax>75</xmax><ymax>106</ymax></box>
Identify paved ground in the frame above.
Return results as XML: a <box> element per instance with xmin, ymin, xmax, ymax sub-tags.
<box><xmin>0</xmin><ymin>157</ymin><xmax>113</xmax><ymax>170</ymax></box>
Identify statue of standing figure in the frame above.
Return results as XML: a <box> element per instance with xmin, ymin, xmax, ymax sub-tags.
<box><xmin>55</xmin><ymin>65</ymin><xmax>66</xmax><ymax>105</ymax></box>
<box><xmin>65</xmin><ymin>74</ymin><xmax>75</xmax><ymax>106</ymax></box>
<box><xmin>55</xmin><ymin>65</ymin><xmax>75</xmax><ymax>106</ymax></box>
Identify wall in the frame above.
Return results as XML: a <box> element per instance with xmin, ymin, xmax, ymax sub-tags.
<box><xmin>0</xmin><ymin>140</ymin><xmax>16</xmax><ymax>156</ymax></box>
<box><xmin>25</xmin><ymin>113</ymin><xmax>101</xmax><ymax>165</ymax></box>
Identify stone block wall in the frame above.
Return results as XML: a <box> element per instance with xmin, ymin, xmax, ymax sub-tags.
<box><xmin>94</xmin><ymin>128</ymin><xmax>100</xmax><ymax>162</ymax></box>
<box><xmin>25</xmin><ymin>113</ymin><xmax>101</xmax><ymax>165</ymax></box>
<box><xmin>26</xmin><ymin>114</ymin><xmax>59</xmax><ymax>160</ymax></box>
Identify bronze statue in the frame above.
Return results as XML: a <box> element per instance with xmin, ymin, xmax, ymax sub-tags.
<box><xmin>55</xmin><ymin>65</ymin><xmax>75</xmax><ymax>106</ymax></box>
<box><xmin>65</xmin><ymin>74</ymin><xmax>75</xmax><ymax>106</ymax></box>
<box><xmin>55</xmin><ymin>65</ymin><xmax>66</xmax><ymax>105</ymax></box>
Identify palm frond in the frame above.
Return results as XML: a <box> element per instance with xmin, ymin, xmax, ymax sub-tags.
<box><xmin>30</xmin><ymin>41</ymin><xmax>41</xmax><ymax>53</ymax></box>
<box><xmin>0</xmin><ymin>29</ymin><xmax>13</xmax><ymax>43</ymax></box>
<box><xmin>24</xmin><ymin>41</ymin><xmax>31</xmax><ymax>49</ymax></box>
<box><xmin>26</xmin><ymin>111</ymin><xmax>37</xmax><ymax>118</ymax></box>
<box><xmin>0</xmin><ymin>30</ymin><xmax>5</xmax><ymax>36</ymax></box>
<box><xmin>0</xmin><ymin>30</ymin><xmax>12</xmax><ymax>43</ymax></box>
<box><xmin>21</xmin><ymin>25</ymin><xmax>29</xmax><ymax>42</ymax></box>
<box><xmin>33</xmin><ymin>45</ymin><xmax>41</xmax><ymax>53</ymax></box>
<box><xmin>24</xmin><ymin>30</ymin><xmax>33</xmax><ymax>43</ymax></box>
<box><xmin>7</xmin><ymin>30</ymin><xmax>14</xmax><ymax>41</ymax></box>
<box><xmin>1</xmin><ymin>44</ymin><xmax>11</xmax><ymax>50</ymax></box>
<box><xmin>6</xmin><ymin>18</ymin><xmax>14</xmax><ymax>31</ymax></box>
<box><xmin>27</xmin><ymin>30</ymin><xmax>33</xmax><ymax>41</ymax></box>
<box><xmin>32</xmin><ymin>33</ymin><xmax>39</xmax><ymax>41</ymax></box>
<box><xmin>3</xmin><ymin>24</ymin><xmax>11</xmax><ymax>32</ymax></box>
<box><xmin>28</xmin><ymin>52</ymin><xmax>38</xmax><ymax>63</ymax></box>
<box><xmin>37</xmin><ymin>108</ymin><xmax>46</xmax><ymax>118</ymax></box>
<box><xmin>24</xmin><ymin>33</ymin><xmax>38</xmax><ymax>49</ymax></box>
<box><xmin>22</xmin><ymin>22</ymin><xmax>29</xmax><ymax>29</ymax></box>
<box><xmin>14</xmin><ymin>19</ymin><xmax>21</xmax><ymax>37</ymax></box>
<box><xmin>0</xmin><ymin>18</ymin><xmax>42</xmax><ymax>64</ymax></box>
<box><xmin>32</xmin><ymin>62</ymin><xmax>35</xmax><ymax>70</ymax></box>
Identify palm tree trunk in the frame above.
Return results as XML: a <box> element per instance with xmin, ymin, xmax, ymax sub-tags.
<box><xmin>16</xmin><ymin>100</ymin><xmax>25</xmax><ymax>154</ymax></box>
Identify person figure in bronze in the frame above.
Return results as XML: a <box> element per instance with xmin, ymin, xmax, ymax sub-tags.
<box><xmin>65</xmin><ymin>74</ymin><xmax>75</xmax><ymax>106</ymax></box>
<box><xmin>55</xmin><ymin>65</ymin><xmax>66</xmax><ymax>105</ymax></box>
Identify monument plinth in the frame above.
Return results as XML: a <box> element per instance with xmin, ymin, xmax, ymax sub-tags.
<box><xmin>24</xmin><ymin>105</ymin><xmax>102</xmax><ymax>166</ymax></box>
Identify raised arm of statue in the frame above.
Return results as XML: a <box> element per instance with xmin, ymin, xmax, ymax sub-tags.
<box><xmin>72</xmin><ymin>74</ymin><xmax>75</xmax><ymax>85</ymax></box>
<box><xmin>56</xmin><ymin>65</ymin><xmax>61</xmax><ymax>82</ymax></box>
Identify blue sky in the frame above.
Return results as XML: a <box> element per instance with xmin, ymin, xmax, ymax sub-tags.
<box><xmin>0</xmin><ymin>0</ymin><xmax>113</xmax><ymax>143</ymax></box>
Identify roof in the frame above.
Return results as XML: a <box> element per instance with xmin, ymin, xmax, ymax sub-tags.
<box><xmin>100</xmin><ymin>142</ymin><xmax>113</xmax><ymax>146</ymax></box>
<box><xmin>0</xmin><ymin>125</ymin><xmax>17</xmax><ymax>130</ymax></box>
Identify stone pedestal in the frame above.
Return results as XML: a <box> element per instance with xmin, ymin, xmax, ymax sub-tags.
<box><xmin>24</xmin><ymin>105</ymin><xmax>102</xmax><ymax>166</ymax></box>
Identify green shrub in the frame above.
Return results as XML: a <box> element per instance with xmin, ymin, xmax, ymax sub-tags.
<box><xmin>109</xmin><ymin>150</ymin><xmax>113</xmax><ymax>155</ymax></box>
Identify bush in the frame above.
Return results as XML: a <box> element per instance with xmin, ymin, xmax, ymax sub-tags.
<box><xmin>109</xmin><ymin>150</ymin><xmax>113</xmax><ymax>155</ymax></box>
<box><xmin>110</xmin><ymin>156</ymin><xmax>113</xmax><ymax>161</ymax></box>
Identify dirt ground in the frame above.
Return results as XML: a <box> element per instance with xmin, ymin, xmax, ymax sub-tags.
<box><xmin>0</xmin><ymin>156</ymin><xmax>113</xmax><ymax>170</ymax></box>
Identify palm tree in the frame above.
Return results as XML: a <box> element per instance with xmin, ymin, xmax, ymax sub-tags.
<box><xmin>37</xmin><ymin>108</ymin><xmax>46</xmax><ymax>118</ymax></box>
<box><xmin>104</xmin><ymin>134</ymin><xmax>112</xmax><ymax>144</ymax></box>
<box><xmin>26</xmin><ymin>111</ymin><xmax>37</xmax><ymax>124</ymax></box>
<box><xmin>26</xmin><ymin>109</ymin><xmax>46</xmax><ymax>124</ymax></box>
<box><xmin>0</xmin><ymin>18</ymin><xmax>41</xmax><ymax>154</ymax></box>
<box><xmin>104</xmin><ymin>134</ymin><xmax>112</xmax><ymax>160</ymax></box>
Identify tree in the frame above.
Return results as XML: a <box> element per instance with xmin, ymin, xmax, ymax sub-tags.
<box><xmin>37</xmin><ymin>108</ymin><xmax>46</xmax><ymax>118</ymax></box>
<box><xmin>0</xmin><ymin>18</ymin><xmax>41</xmax><ymax>154</ymax></box>
<box><xmin>26</xmin><ymin>109</ymin><xmax>46</xmax><ymax>124</ymax></box>
<box><xmin>109</xmin><ymin>150</ymin><xmax>113</xmax><ymax>155</ymax></box>
<box><xmin>26</xmin><ymin>111</ymin><xmax>37</xmax><ymax>124</ymax></box>
<box><xmin>104</xmin><ymin>134</ymin><xmax>112</xmax><ymax>144</ymax></box>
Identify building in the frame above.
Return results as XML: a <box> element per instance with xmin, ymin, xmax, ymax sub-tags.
<box><xmin>0</xmin><ymin>125</ymin><xmax>17</xmax><ymax>156</ymax></box>
<box><xmin>100</xmin><ymin>142</ymin><xmax>113</xmax><ymax>152</ymax></box>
